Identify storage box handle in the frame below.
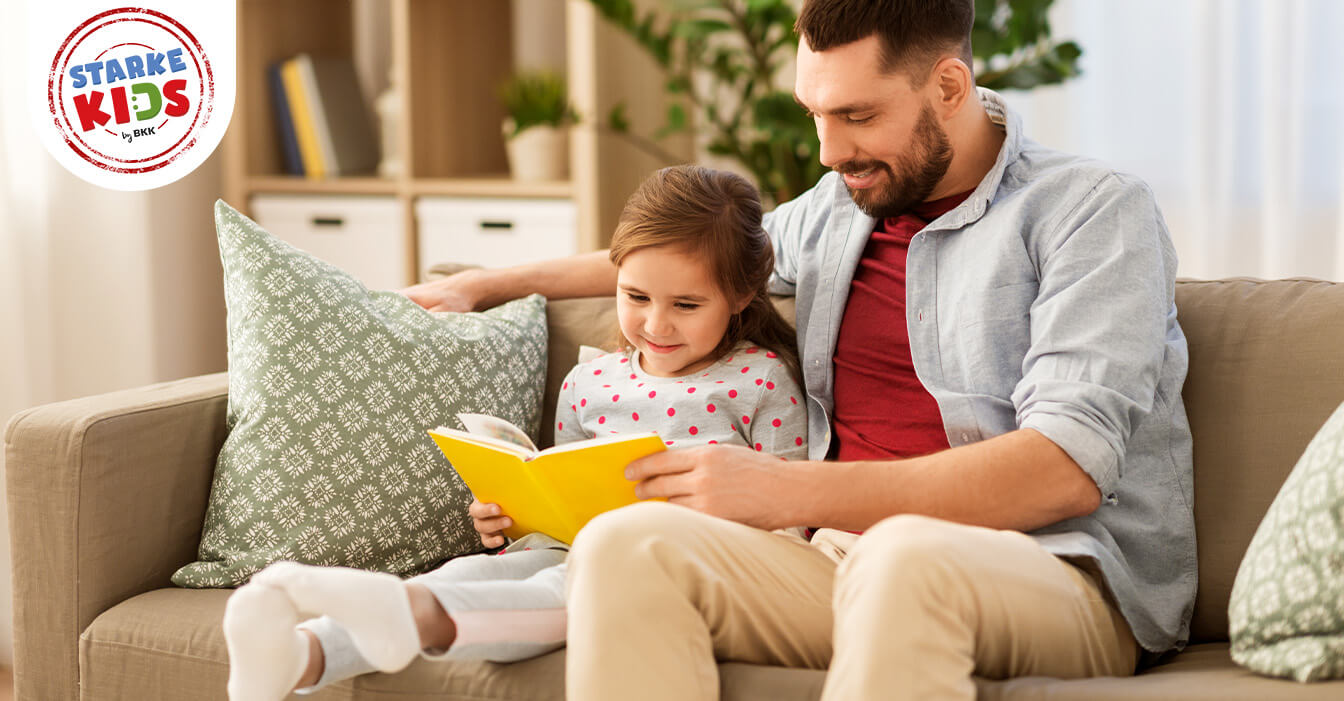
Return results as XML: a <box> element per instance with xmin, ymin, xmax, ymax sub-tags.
<box><xmin>479</xmin><ymin>220</ymin><xmax>514</xmax><ymax>231</ymax></box>
<box><xmin>311</xmin><ymin>216</ymin><xmax>345</xmax><ymax>228</ymax></box>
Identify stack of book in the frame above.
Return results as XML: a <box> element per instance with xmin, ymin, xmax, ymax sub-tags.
<box><xmin>269</xmin><ymin>53</ymin><xmax>380</xmax><ymax>179</ymax></box>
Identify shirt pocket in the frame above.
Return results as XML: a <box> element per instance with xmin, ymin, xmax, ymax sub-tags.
<box><xmin>948</xmin><ymin>281</ymin><xmax>1036</xmax><ymax>397</ymax></box>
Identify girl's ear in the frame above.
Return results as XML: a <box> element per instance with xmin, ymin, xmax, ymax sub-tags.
<box><xmin>735</xmin><ymin>294</ymin><xmax>753</xmax><ymax>314</ymax></box>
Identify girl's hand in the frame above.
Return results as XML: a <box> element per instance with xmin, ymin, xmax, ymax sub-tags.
<box><xmin>469</xmin><ymin>499</ymin><xmax>512</xmax><ymax>548</ymax></box>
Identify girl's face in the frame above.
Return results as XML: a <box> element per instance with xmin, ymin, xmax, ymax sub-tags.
<box><xmin>616</xmin><ymin>245</ymin><xmax>746</xmax><ymax>377</ymax></box>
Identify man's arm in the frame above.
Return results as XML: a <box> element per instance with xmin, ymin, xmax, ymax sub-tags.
<box><xmin>628</xmin><ymin>428</ymin><xmax>1099</xmax><ymax>533</ymax></box>
<box><xmin>401</xmin><ymin>250</ymin><xmax>617</xmax><ymax>312</ymax></box>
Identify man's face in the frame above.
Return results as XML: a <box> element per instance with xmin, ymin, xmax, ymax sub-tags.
<box><xmin>795</xmin><ymin>35</ymin><xmax>954</xmax><ymax>218</ymax></box>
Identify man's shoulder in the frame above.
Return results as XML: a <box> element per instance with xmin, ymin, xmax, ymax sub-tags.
<box><xmin>1008</xmin><ymin>139</ymin><xmax>1154</xmax><ymax>204</ymax></box>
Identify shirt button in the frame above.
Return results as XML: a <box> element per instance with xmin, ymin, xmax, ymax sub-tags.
<box><xmin>961</xmin><ymin>432</ymin><xmax>970</xmax><ymax>442</ymax></box>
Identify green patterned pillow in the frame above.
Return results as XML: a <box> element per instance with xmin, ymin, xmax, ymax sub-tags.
<box><xmin>1229</xmin><ymin>402</ymin><xmax>1344</xmax><ymax>682</ymax></box>
<box><xmin>172</xmin><ymin>201</ymin><xmax>547</xmax><ymax>588</ymax></box>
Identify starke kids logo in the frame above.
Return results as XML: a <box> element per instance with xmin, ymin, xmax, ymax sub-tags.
<box><xmin>29</xmin><ymin>2</ymin><xmax>235</xmax><ymax>191</ymax></box>
<box><xmin>48</xmin><ymin>7</ymin><xmax>213</xmax><ymax>175</ymax></box>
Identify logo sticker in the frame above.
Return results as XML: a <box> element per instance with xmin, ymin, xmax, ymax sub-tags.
<box><xmin>29</xmin><ymin>2</ymin><xmax>235</xmax><ymax>190</ymax></box>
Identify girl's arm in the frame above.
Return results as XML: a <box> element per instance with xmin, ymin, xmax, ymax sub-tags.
<box><xmin>745</xmin><ymin>362</ymin><xmax>810</xmax><ymax>461</ymax></box>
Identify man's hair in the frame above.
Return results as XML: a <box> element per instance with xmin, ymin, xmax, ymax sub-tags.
<box><xmin>796</xmin><ymin>0</ymin><xmax>974</xmax><ymax>87</ymax></box>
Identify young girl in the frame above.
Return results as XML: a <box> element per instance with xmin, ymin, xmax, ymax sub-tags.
<box><xmin>222</xmin><ymin>165</ymin><xmax>809</xmax><ymax>700</ymax></box>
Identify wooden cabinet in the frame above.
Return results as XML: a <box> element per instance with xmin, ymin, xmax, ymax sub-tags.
<box><xmin>223</xmin><ymin>0</ymin><xmax>689</xmax><ymax>286</ymax></box>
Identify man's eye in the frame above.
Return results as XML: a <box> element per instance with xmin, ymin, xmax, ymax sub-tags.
<box><xmin>845</xmin><ymin>115</ymin><xmax>873</xmax><ymax>124</ymax></box>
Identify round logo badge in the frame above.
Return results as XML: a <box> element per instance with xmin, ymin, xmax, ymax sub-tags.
<box><xmin>48</xmin><ymin>7</ymin><xmax>213</xmax><ymax>175</ymax></box>
<box><xmin>30</xmin><ymin>2</ymin><xmax>234</xmax><ymax>190</ymax></box>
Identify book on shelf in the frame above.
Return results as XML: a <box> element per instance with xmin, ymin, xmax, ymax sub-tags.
<box><xmin>268</xmin><ymin>63</ymin><xmax>303</xmax><ymax>176</ymax></box>
<box><xmin>428</xmin><ymin>413</ymin><xmax>668</xmax><ymax>545</ymax></box>
<box><xmin>272</xmin><ymin>54</ymin><xmax>380</xmax><ymax>179</ymax></box>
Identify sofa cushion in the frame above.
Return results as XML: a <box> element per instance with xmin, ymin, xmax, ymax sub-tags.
<box><xmin>172</xmin><ymin>202</ymin><xmax>548</xmax><ymax>587</ymax></box>
<box><xmin>79</xmin><ymin>588</ymin><xmax>828</xmax><ymax>700</ymax></box>
<box><xmin>1174</xmin><ymin>278</ymin><xmax>1344</xmax><ymax>643</ymax></box>
<box><xmin>976</xmin><ymin>643</ymin><xmax>1344</xmax><ymax>700</ymax></box>
<box><xmin>1228</xmin><ymin>402</ymin><xmax>1344</xmax><ymax>681</ymax></box>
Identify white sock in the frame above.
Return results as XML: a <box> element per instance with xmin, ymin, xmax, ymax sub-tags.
<box><xmin>252</xmin><ymin>560</ymin><xmax>421</xmax><ymax>672</ymax></box>
<box><xmin>223</xmin><ymin>584</ymin><xmax>310</xmax><ymax>701</ymax></box>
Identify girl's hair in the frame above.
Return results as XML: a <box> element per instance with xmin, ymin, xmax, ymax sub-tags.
<box><xmin>608</xmin><ymin>165</ymin><xmax>801</xmax><ymax>385</ymax></box>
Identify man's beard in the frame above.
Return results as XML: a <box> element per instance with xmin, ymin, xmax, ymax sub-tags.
<box><xmin>838</xmin><ymin>103</ymin><xmax>954</xmax><ymax>219</ymax></box>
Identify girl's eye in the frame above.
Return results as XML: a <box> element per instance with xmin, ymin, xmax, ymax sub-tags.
<box><xmin>675</xmin><ymin>302</ymin><xmax>700</xmax><ymax>310</ymax></box>
<box><xmin>626</xmin><ymin>293</ymin><xmax>649</xmax><ymax>303</ymax></box>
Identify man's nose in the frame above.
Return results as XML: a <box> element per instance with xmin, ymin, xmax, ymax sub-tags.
<box><xmin>816</xmin><ymin>118</ymin><xmax>855</xmax><ymax>170</ymax></box>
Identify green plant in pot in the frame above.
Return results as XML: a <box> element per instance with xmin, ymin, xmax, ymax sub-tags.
<box><xmin>498</xmin><ymin>71</ymin><xmax>578</xmax><ymax>182</ymax></box>
<box><xmin>587</xmin><ymin>0</ymin><xmax>1082</xmax><ymax>203</ymax></box>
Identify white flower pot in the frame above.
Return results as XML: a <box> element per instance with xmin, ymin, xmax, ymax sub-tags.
<box><xmin>503</xmin><ymin>122</ymin><xmax>569</xmax><ymax>182</ymax></box>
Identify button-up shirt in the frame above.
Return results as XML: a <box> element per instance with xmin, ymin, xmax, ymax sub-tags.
<box><xmin>762</xmin><ymin>88</ymin><xmax>1196</xmax><ymax>656</ymax></box>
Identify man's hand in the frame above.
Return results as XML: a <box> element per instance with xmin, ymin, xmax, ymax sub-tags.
<box><xmin>469</xmin><ymin>499</ymin><xmax>512</xmax><ymax>548</ymax></box>
<box><xmin>399</xmin><ymin>270</ymin><xmax>489</xmax><ymax>312</ymax></box>
<box><xmin>626</xmin><ymin>445</ymin><xmax>801</xmax><ymax>530</ymax></box>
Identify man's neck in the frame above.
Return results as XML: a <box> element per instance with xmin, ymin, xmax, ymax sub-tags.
<box><xmin>926</xmin><ymin>97</ymin><xmax>1006</xmax><ymax>202</ymax></box>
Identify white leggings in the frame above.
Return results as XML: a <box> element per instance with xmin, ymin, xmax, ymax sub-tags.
<box><xmin>295</xmin><ymin>534</ymin><xmax>569</xmax><ymax>693</ymax></box>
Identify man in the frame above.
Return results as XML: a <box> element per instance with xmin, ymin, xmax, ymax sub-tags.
<box><xmin>404</xmin><ymin>1</ymin><xmax>1195</xmax><ymax>698</ymax></box>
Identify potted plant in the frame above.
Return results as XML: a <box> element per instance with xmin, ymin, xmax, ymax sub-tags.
<box><xmin>586</xmin><ymin>0</ymin><xmax>1083</xmax><ymax>203</ymax></box>
<box><xmin>498</xmin><ymin>71</ymin><xmax>578</xmax><ymax>182</ymax></box>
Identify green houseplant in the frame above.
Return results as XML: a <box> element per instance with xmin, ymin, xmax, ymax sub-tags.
<box><xmin>497</xmin><ymin>71</ymin><xmax>579</xmax><ymax>182</ymax></box>
<box><xmin>588</xmin><ymin>0</ymin><xmax>1082</xmax><ymax>202</ymax></box>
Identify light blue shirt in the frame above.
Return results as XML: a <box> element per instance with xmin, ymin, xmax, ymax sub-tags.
<box><xmin>763</xmin><ymin>88</ymin><xmax>1196</xmax><ymax>656</ymax></box>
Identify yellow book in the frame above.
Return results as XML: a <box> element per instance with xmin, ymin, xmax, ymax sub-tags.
<box><xmin>281</xmin><ymin>56</ymin><xmax>326</xmax><ymax>179</ymax></box>
<box><xmin>428</xmin><ymin>414</ymin><xmax>668</xmax><ymax>545</ymax></box>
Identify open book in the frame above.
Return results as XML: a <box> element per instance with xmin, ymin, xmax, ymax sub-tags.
<box><xmin>428</xmin><ymin>414</ymin><xmax>668</xmax><ymax>545</ymax></box>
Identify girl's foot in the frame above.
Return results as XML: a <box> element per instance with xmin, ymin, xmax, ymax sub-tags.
<box><xmin>251</xmin><ymin>561</ymin><xmax>421</xmax><ymax>672</ymax></box>
<box><xmin>222</xmin><ymin>584</ymin><xmax>310</xmax><ymax>701</ymax></box>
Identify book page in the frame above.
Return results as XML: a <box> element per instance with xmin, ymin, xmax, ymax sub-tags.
<box><xmin>457</xmin><ymin>413</ymin><xmax>538</xmax><ymax>453</ymax></box>
<box><xmin>430</xmin><ymin>426</ymin><xmax>534</xmax><ymax>461</ymax></box>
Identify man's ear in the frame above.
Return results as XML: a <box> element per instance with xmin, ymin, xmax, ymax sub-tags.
<box><xmin>931</xmin><ymin>56</ymin><xmax>974</xmax><ymax>118</ymax></box>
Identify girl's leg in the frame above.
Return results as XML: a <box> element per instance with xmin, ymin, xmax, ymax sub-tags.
<box><xmin>227</xmin><ymin>536</ymin><xmax>569</xmax><ymax>699</ymax></box>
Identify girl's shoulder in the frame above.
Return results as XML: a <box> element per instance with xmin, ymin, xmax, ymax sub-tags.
<box><xmin>715</xmin><ymin>342</ymin><xmax>791</xmax><ymax>374</ymax></box>
<box><xmin>566</xmin><ymin>348</ymin><xmax>635</xmax><ymax>384</ymax></box>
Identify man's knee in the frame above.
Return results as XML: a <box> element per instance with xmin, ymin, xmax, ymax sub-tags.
<box><xmin>840</xmin><ymin>514</ymin><xmax>979</xmax><ymax>588</ymax></box>
<box><xmin>569</xmin><ymin>501</ymin><xmax>696</xmax><ymax>570</ymax></box>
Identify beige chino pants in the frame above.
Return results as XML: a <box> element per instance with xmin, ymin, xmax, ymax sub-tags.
<box><xmin>565</xmin><ymin>502</ymin><xmax>1138</xmax><ymax>701</ymax></box>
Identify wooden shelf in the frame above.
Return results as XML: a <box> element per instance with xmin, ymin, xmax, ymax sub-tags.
<box><xmin>223</xmin><ymin>0</ymin><xmax>690</xmax><ymax>287</ymax></box>
<box><xmin>412</xmin><ymin>177</ymin><xmax>572</xmax><ymax>199</ymax></box>
<box><xmin>246</xmin><ymin>175</ymin><xmax>401</xmax><ymax>196</ymax></box>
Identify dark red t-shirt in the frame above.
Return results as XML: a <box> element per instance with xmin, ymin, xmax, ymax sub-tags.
<box><xmin>831</xmin><ymin>190</ymin><xmax>975</xmax><ymax>461</ymax></box>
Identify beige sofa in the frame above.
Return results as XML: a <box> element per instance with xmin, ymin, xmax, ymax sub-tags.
<box><xmin>8</xmin><ymin>277</ymin><xmax>1344</xmax><ymax>700</ymax></box>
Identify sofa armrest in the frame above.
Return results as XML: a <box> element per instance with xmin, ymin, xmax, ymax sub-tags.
<box><xmin>4</xmin><ymin>373</ymin><xmax>229</xmax><ymax>701</ymax></box>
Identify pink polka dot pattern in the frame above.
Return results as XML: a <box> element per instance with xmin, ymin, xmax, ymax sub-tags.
<box><xmin>742</xmin><ymin>416</ymin><xmax>751</xmax><ymax>424</ymax></box>
<box><xmin>687</xmin><ymin>387</ymin><xmax>696</xmax><ymax>393</ymax></box>
<box><xmin>766</xmin><ymin>351</ymin><xmax>777</xmax><ymax>358</ymax></box>
<box><xmin>649</xmin><ymin>390</ymin><xmax>657</xmax><ymax>398</ymax></box>
<box><xmin>772</xmin><ymin>418</ymin><xmax>782</xmax><ymax>427</ymax></box>
<box><xmin>755</xmin><ymin>379</ymin><xmax>763</xmax><ymax>386</ymax></box>
<box><xmin>741</xmin><ymin>366</ymin><xmax>750</xmax><ymax>373</ymax></box>
<box><xmin>795</xmin><ymin>437</ymin><xmax>803</xmax><ymax>446</ymax></box>
<box><xmin>766</xmin><ymin>382</ymin><xmax>775</xmax><ymax>390</ymax></box>
<box><xmin>707</xmin><ymin>403</ymin><xmax>716</xmax><ymax>413</ymax></box>
<box><xmin>754</xmin><ymin>443</ymin><xmax>762</xmax><ymax>451</ymax></box>
<box><xmin>598</xmin><ymin>416</ymin><xmax>606</xmax><ymax>424</ymax></box>
<box><xmin>633</xmin><ymin>412</ymin><xmax>640</xmax><ymax>421</ymax></box>
<box><xmin>558</xmin><ymin>422</ymin><xmax>563</xmax><ymax>430</ymax></box>
<box><xmin>594</xmin><ymin>369</ymin><xmax>602</xmax><ymax>375</ymax></box>
<box><xmin>612</xmin><ymin>394</ymin><xmax>620</xmax><ymax>402</ymax></box>
<box><xmin>667</xmin><ymin>408</ymin><xmax>676</xmax><ymax>417</ymax></box>
<box><xmin>729</xmin><ymin>390</ymin><xmax>738</xmax><ymax>398</ymax></box>
<box><xmin>689</xmin><ymin>426</ymin><xmax>698</xmax><ymax>435</ymax></box>
<box><xmin>580</xmin><ymin>398</ymin><xmax>587</xmax><ymax>407</ymax></box>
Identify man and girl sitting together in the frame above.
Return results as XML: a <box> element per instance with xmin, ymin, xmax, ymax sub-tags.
<box><xmin>222</xmin><ymin>1</ymin><xmax>1195</xmax><ymax>698</ymax></box>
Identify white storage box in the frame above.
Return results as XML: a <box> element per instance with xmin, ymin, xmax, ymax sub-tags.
<box><xmin>250</xmin><ymin>195</ymin><xmax>408</xmax><ymax>291</ymax></box>
<box><xmin>416</xmin><ymin>196</ymin><xmax>577</xmax><ymax>273</ymax></box>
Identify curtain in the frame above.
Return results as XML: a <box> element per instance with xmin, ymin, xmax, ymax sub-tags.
<box><xmin>1001</xmin><ymin>0</ymin><xmax>1344</xmax><ymax>280</ymax></box>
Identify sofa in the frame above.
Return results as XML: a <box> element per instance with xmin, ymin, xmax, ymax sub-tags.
<box><xmin>7</xmin><ymin>275</ymin><xmax>1344</xmax><ymax>700</ymax></box>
